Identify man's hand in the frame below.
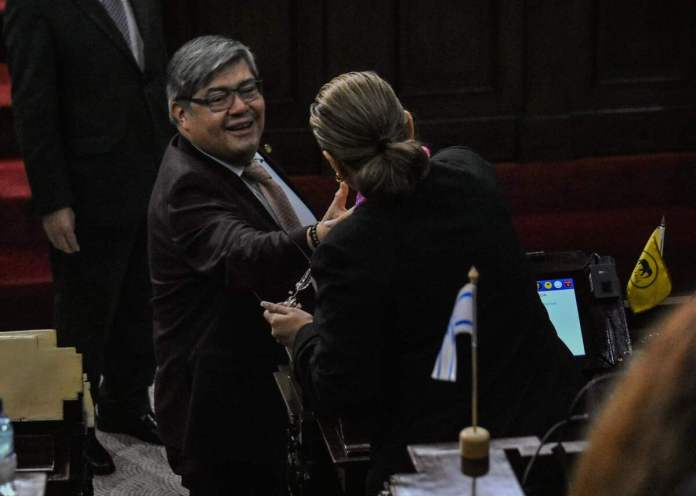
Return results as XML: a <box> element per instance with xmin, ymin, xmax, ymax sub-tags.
<box><xmin>42</xmin><ymin>207</ymin><xmax>80</xmax><ymax>253</ymax></box>
<box><xmin>261</xmin><ymin>301</ymin><xmax>314</xmax><ymax>348</ymax></box>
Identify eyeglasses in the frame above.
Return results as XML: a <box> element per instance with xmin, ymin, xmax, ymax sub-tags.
<box><xmin>178</xmin><ymin>79</ymin><xmax>263</xmax><ymax>112</ymax></box>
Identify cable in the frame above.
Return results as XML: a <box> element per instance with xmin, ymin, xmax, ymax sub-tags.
<box><xmin>521</xmin><ymin>414</ymin><xmax>589</xmax><ymax>487</ymax></box>
<box><xmin>588</xmin><ymin>252</ymin><xmax>600</xmax><ymax>270</ymax></box>
<box><xmin>521</xmin><ymin>374</ymin><xmax>621</xmax><ymax>489</ymax></box>
<box><xmin>567</xmin><ymin>372</ymin><xmax>620</xmax><ymax>417</ymax></box>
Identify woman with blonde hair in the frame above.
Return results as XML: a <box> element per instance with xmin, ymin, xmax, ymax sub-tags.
<box><xmin>570</xmin><ymin>302</ymin><xmax>696</xmax><ymax>496</ymax></box>
<box><xmin>263</xmin><ymin>71</ymin><xmax>581</xmax><ymax>494</ymax></box>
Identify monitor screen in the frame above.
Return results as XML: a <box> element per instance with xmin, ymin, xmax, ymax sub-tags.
<box><xmin>537</xmin><ymin>278</ymin><xmax>586</xmax><ymax>356</ymax></box>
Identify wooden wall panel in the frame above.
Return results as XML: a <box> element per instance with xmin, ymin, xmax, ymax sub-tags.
<box><xmin>161</xmin><ymin>0</ymin><xmax>194</xmax><ymax>54</ymax></box>
<box><xmin>522</xmin><ymin>0</ymin><xmax>696</xmax><ymax>159</ymax></box>
<box><xmin>399</xmin><ymin>1</ymin><xmax>496</xmax><ymax>97</ymax></box>
<box><xmin>164</xmin><ymin>1</ymin><xmax>696</xmax><ymax>169</ymax></box>
<box><xmin>575</xmin><ymin>0</ymin><xmax>695</xmax><ymax>108</ymax></box>
<box><xmin>572</xmin><ymin>0</ymin><xmax>696</xmax><ymax>156</ymax></box>
<box><xmin>596</xmin><ymin>1</ymin><xmax>692</xmax><ymax>87</ymax></box>
<box><xmin>396</xmin><ymin>0</ymin><xmax>523</xmax><ymax>160</ymax></box>
<box><xmin>324</xmin><ymin>0</ymin><xmax>396</xmax><ymax>79</ymax></box>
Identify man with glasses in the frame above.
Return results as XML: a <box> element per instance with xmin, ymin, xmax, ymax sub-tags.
<box><xmin>3</xmin><ymin>0</ymin><xmax>171</xmax><ymax>477</ymax></box>
<box><xmin>148</xmin><ymin>35</ymin><xmax>349</xmax><ymax>495</ymax></box>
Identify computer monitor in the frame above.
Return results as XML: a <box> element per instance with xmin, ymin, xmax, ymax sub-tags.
<box><xmin>527</xmin><ymin>251</ymin><xmax>632</xmax><ymax>370</ymax></box>
<box><xmin>537</xmin><ymin>277</ymin><xmax>586</xmax><ymax>356</ymax></box>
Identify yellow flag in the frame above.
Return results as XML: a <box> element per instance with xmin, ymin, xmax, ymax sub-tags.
<box><xmin>626</xmin><ymin>224</ymin><xmax>672</xmax><ymax>313</ymax></box>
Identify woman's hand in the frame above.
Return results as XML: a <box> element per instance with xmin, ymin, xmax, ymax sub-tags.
<box><xmin>322</xmin><ymin>181</ymin><xmax>350</xmax><ymax>222</ymax></box>
<box><xmin>261</xmin><ymin>301</ymin><xmax>314</xmax><ymax>348</ymax></box>
<box><xmin>312</xmin><ymin>182</ymin><xmax>354</xmax><ymax>245</ymax></box>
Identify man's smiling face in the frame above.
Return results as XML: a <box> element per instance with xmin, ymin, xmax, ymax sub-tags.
<box><xmin>176</xmin><ymin>59</ymin><xmax>265</xmax><ymax>165</ymax></box>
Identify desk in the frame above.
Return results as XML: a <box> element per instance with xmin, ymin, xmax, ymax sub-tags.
<box><xmin>7</xmin><ymin>473</ymin><xmax>46</xmax><ymax>496</ymax></box>
<box><xmin>390</xmin><ymin>438</ymin><xmax>586</xmax><ymax>496</ymax></box>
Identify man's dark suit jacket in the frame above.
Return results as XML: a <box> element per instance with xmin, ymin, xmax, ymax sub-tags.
<box><xmin>4</xmin><ymin>0</ymin><xmax>171</xmax><ymax>226</ymax></box>
<box><xmin>292</xmin><ymin>147</ymin><xmax>584</xmax><ymax>494</ymax></box>
<box><xmin>148</xmin><ymin>135</ymin><xmax>313</xmax><ymax>479</ymax></box>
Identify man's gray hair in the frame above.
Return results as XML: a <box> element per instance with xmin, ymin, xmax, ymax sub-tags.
<box><xmin>166</xmin><ymin>35</ymin><xmax>259</xmax><ymax>122</ymax></box>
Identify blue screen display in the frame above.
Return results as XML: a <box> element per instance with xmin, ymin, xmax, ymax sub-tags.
<box><xmin>537</xmin><ymin>278</ymin><xmax>586</xmax><ymax>356</ymax></box>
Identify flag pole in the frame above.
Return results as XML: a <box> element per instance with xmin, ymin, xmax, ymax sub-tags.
<box><xmin>469</xmin><ymin>266</ymin><xmax>479</xmax><ymax>432</ymax></box>
<box><xmin>659</xmin><ymin>215</ymin><xmax>666</xmax><ymax>254</ymax></box>
<box><xmin>460</xmin><ymin>266</ymin><xmax>489</xmax><ymax>478</ymax></box>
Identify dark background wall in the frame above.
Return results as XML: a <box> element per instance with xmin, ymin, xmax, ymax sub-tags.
<box><xmin>164</xmin><ymin>1</ymin><xmax>696</xmax><ymax>174</ymax></box>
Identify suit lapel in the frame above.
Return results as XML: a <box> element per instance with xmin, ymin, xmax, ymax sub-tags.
<box><xmin>177</xmin><ymin>137</ymin><xmax>281</xmax><ymax>230</ymax></box>
<box><xmin>223</xmin><ymin>163</ymin><xmax>279</xmax><ymax>229</ymax></box>
<box><xmin>213</xmin><ymin>162</ymin><xmax>283</xmax><ymax>231</ymax></box>
<box><xmin>70</xmin><ymin>0</ymin><xmax>141</xmax><ymax>72</ymax></box>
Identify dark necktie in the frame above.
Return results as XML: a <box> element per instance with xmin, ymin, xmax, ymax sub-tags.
<box><xmin>243</xmin><ymin>160</ymin><xmax>302</xmax><ymax>232</ymax></box>
<box><xmin>100</xmin><ymin>0</ymin><xmax>132</xmax><ymax>48</ymax></box>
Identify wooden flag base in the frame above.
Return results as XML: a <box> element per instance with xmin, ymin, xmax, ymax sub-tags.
<box><xmin>460</xmin><ymin>426</ymin><xmax>490</xmax><ymax>477</ymax></box>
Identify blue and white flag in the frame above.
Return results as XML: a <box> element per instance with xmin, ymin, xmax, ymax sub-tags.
<box><xmin>431</xmin><ymin>282</ymin><xmax>476</xmax><ymax>382</ymax></box>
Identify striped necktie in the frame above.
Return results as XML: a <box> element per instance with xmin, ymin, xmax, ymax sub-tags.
<box><xmin>243</xmin><ymin>160</ymin><xmax>302</xmax><ymax>232</ymax></box>
<box><xmin>100</xmin><ymin>0</ymin><xmax>132</xmax><ymax>50</ymax></box>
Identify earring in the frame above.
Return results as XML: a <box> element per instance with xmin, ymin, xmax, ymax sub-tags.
<box><xmin>335</xmin><ymin>172</ymin><xmax>344</xmax><ymax>183</ymax></box>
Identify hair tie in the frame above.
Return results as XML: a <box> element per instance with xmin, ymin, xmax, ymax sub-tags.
<box><xmin>377</xmin><ymin>138</ymin><xmax>390</xmax><ymax>153</ymax></box>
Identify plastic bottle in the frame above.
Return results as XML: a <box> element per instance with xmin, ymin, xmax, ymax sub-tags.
<box><xmin>0</xmin><ymin>399</ymin><xmax>16</xmax><ymax>495</ymax></box>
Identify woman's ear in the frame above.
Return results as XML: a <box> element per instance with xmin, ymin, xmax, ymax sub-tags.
<box><xmin>405</xmin><ymin>110</ymin><xmax>415</xmax><ymax>140</ymax></box>
<box><xmin>322</xmin><ymin>150</ymin><xmax>348</xmax><ymax>180</ymax></box>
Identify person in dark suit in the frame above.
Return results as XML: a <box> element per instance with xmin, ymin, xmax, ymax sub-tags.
<box><xmin>3</xmin><ymin>0</ymin><xmax>172</xmax><ymax>475</ymax></box>
<box><xmin>263</xmin><ymin>71</ymin><xmax>584</xmax><ymax>495</ymax></box>
<box><xmin>148</xmin><ymin>35</ymin><xmax>350</xmax><ymax>495</ymax></box>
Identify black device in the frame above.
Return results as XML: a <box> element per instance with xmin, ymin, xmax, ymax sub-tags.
<box><xmin>527</xmin><ymin>250</ymin><xmax>632</xmax><ymax>371</ymax></box>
